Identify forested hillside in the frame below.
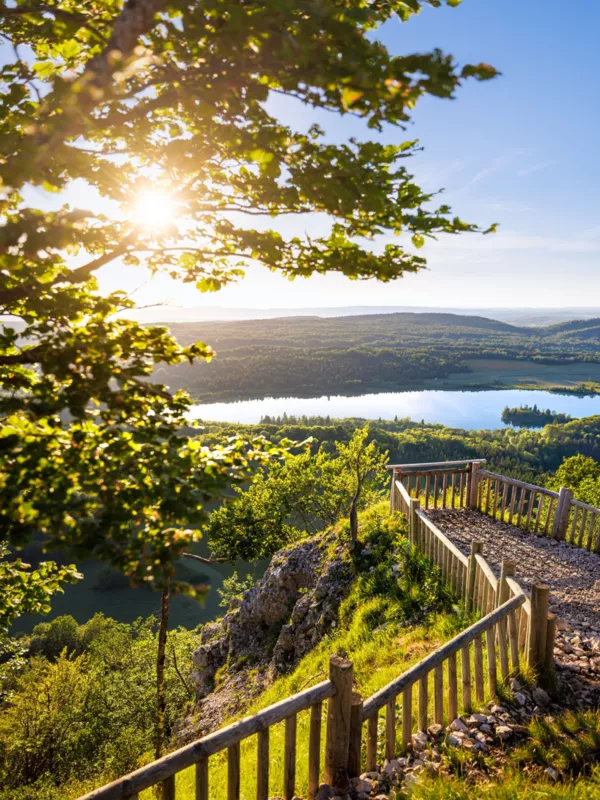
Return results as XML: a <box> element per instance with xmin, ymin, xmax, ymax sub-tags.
<box><xmin>156</xmin><ymin>313</ymin><xmax>600</xmax><ymax>401</ymax></box>
<box><xmin>198</xmin><ymin>413</ymin><xmax>600</xmax><ymax>486</ymax></box>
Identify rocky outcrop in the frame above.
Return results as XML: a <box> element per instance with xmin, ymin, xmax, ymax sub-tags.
<box><xmin>184</xmin><ymin>531</ymin><xmax>354</xmax><ymax>738</ymax></box>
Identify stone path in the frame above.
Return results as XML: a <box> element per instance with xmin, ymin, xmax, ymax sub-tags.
<box><xmin>427</xmin><ymin>508</ymin><xmax>600</xmax><ymax>694</ymax></box>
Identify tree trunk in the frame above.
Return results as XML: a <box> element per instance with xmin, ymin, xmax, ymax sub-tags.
<box><xmin>155</xmin><ymin>581</ymin><xmax>170</xmax><ymax>760</ymax></box>
<box><xmin>349</xmin><ymin>492</ymin><xmax>359</xmax><ymax>546</ymax></box>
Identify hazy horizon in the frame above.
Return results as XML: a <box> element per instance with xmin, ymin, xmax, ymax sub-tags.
<box><xmin>128</xmin><ymin>304</ymin><xmax>600</xmax><ymax>327</ymax></box>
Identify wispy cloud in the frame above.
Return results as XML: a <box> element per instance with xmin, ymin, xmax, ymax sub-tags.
<box><xmin>516</xmin><ymin>159</ymin><xmax>558</xmax><ymax>177</ymax></box>
<box><xmin>453</xmin><ymin>149</ymin><xmax>527</xmax><ymax>196</ymax></box>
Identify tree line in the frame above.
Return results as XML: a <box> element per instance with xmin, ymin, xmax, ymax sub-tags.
<box><xmin>501</xmin><ymin>404</ymin><xmax>573</xmax><ymax>428</ymax></box>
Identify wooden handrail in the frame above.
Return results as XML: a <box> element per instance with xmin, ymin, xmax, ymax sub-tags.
<box><xmin>387</xmin><ymin>459</ymin><xmax>486</xmax><ymax>470</ymax></box>
<box><xmin>475</xmin><ymin>553</ymin><xmax>498</xmax><ymax>593</ymax></box>
<box><xmin>571</xmin><ymin>497</ymin><xmax>600</xmax><ymax>513</ymax></box>
<box><xmin>394</xmin><ymin>467</ymin><xmax>470</xmax><ymax>478</ymax></box>
<box><xmin>395</xmin><ymin>478</ymin><xmax>411</xmax><ymax>505</ymax></box>
<box><xmin>361</xmin><ymin>593</ymin><xmax>525</xmax><ymax>720</ymax></box>
<box><xmin>505</xmin><ymin>576</ymin><xmax>531</xmax><ymax>614</ymax></box>
<box><xmin>415</xmin><ymin>509</ymin><xmax>469</xmax><ymax>566</ymax></box>
<box><xmin>479</xmin><ymin>470</ymin><xmax>559</xmax><ymax>498</ymax></box>
<box><xmin>78</xmin><ymin>680</ymin><xmax>335</xmax><ymax>800</ymax></box>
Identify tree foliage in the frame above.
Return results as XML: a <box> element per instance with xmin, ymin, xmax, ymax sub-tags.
<box><xmin>0</xmin><ymin>614</ymin><xmax>198</xmax><ymax>798</ymax></box>
<box><xmin>207</xmin><ymin>426</ymin><xmax>387</xmax><ymax>561</ymax></box>
<box><xmin>0</xmin><ymin>0</ymin><xmax>496</xmax><ymax>611</ymax></box>
<box><xmin>0</xmin><ymin>544</ymin><xmax>80</xmax><ymax>678</ymax></box>
<box><xmin>546</xmin><ymin>454</ymin><xmax>600</xmax><ymax>508</ymax></box>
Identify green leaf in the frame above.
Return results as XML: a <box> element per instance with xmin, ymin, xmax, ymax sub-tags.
<box><xmin>341</xmin><ymin>88</ymin><xmax>363</xmax><ymax>109</ymax></box>
<box><xmin>412</xmin><ymin>234</ymin><xmax>425</xmax><ymax>249</ymax></box>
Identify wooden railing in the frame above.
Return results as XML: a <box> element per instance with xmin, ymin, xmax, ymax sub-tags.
<box><xmin>566</xmin><ymin>498</ymin><xmax>600</xmax><ymax>552</ymax></box>
<box><xmin>360</xmin><ymin>593</ymin><xmax>525</xmax><ymax>765</ymax></box>
<box><xmin>391</xmin><ymin>475</ymin><xmax>554</xmax><ymax>676</ymax></box>
<box><xmin>477</xmin><ymin>470</ymin><xmax>560</xmax><ymax>534</ymax></box>
<box><xmin>477</xmin><ymin>471</ymin><xmax>600</xmax><ymax>553</ymax></box>
<box><xmin>389</xmin><ymin>459</ymin><xmax>485</xmax><ymax>512</ymax></box>
<box><xmin>357</xmin><ymin>476</ymin><xmax>548</xmax><ymax>768</ymax></box>
<box><xmin>392</xmin><ymin>458</ymin><xmax>600</xmax><ymax>554</ymax></box>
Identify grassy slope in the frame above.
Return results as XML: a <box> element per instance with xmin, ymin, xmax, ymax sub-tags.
<box><xmin>64</xmin><ymin>504</ymin><xmax>600</xmax><ymax>800</ymax></box>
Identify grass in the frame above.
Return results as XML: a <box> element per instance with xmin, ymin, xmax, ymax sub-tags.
<box><xmin>420</xmin><ymin>358</ymin><xmax>600</xmax><ymax>391</ymax></box>
<box><xmin>412</xmin><ymin>770</ymin><xmax>600</xmax><ymax>799</ymax></box>
<box><xmin>412</xmin><ymin>710</ymin><xmax>600</xmax><ymax>799</ymax></box>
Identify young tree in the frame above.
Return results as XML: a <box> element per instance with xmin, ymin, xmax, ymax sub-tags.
<box><xmin>207</xmin><ymin>427</ymin><xmax>387</xmax><ymax>560</ymax></box>
<box><xmin>337</xmin><ymin>425</ymin><xmax>388</xmax><ymax>545</ymax></box>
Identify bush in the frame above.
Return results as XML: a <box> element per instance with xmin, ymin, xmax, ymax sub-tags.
<box><xmin>0</xmin><ymin>614</ymin><xmax>199</xmax><ymax>795</ymax></box>
<box><xmin>29</xmin><ymin>615</ymin><xmax>82</xmax><ymax>659</ymax></box>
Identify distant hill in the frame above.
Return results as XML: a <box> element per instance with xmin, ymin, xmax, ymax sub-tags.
<box><xmin>128</xmin><ymin>305</ymin><xmax>600</xmax><ymax>328</ymax></box>
<box><xmin>545</xmin><ymin>318</ymin><xmax>600</xmax><ymax>338</ymax></box>
<box><xmin>152</xmin><ymin>311</ymin><xmax>600</xmax><ymax>402</ymax></box>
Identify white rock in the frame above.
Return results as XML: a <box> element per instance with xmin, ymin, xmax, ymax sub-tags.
<box><xmin>466</xmin><ymin>713</ymin><xmax>488</xmax><ymax>726</ymax></box>
<box><xmin>545</xmin><ymin>767</ymin><xmax>559</xmax><ymax>781</ymax></box>
<box><xmin>450</xmin><ymin>718</ymin><xmax>469</xmax><ymax>733</ymax></box>
<box><xmin>411</xmin><ymin>731</ymin><xmax>428</xmax><ymax>750</ymax></box>
<box><xmin>496</xmin><ymin>725</ymin><xmax>513</xmax><ymax>740</ymax></box>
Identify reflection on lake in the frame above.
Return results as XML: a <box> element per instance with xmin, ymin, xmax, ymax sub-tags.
<box><xmin>190</xmin><ymin>389</ymin><xmax>600</xmax><ymax>430</ymax></box>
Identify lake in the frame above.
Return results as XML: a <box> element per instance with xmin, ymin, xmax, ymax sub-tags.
<box><xmin>190</xmin><ymin>388</ymin><xmax>600</xmax><ymax>430</ymax></box>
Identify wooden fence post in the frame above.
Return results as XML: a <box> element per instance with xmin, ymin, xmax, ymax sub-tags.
<box><xmin>347</xmin><ymin>692</ymin><xmax>363</xmax><ymax>779</ymax></box>
<box><xmin>408</xmin><ymin>497</ymin><xmax>420</xmax><ymax>545</ymax></box>
<box><xmin>325</xmin><ymin>655</ymin><xmax>353</xmax><ymax>791</ymax></box>
<box><xmin>466</xmin><ymin>541</ymin><xmax>482</xmax><ymax>612</ymax></box>
<box><xmin>467</xmin><ymin>462</ymin><xmax>481</xmax><ymax>509</ymax></box>
<box><xmin>545</xmin><ymin>614</ymin><xmax>556</xmax><ymax>671</ymax></box>
<box><xmin>526</xmin><ymin>584</ymin><xmax>549</xmax><ymax>670</ymax></box>
<box><xmin>496</xmin><ymin>560</ymin><xmax>513</xmax><ymax>682</ymax></box>
<box><xmin>551</xmin><ymin>487</ymin><xmax>573</xmax><ymax>541</ymax></box>
<box><xmin>502</xmin><ymin>562</ymin><xmax>520</xmax><ymax>674</ymax></box>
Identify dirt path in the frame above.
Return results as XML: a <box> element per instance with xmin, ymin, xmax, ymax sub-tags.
<box><xmin>427</xmin><ymin>509</ymin><xmax>600</xmax><ymax>692</ymax></box>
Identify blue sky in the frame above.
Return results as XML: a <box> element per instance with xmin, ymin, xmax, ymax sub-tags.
<box><xmin>29</xmin><ymin>0</ymin><xmax>600</xmax><ymax>310</ymax></box>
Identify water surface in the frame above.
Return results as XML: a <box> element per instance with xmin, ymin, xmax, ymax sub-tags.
<box><xmin>190</xmin><ymin>389</ymin><xmax>600</xmax><ymax>430</ymax></box>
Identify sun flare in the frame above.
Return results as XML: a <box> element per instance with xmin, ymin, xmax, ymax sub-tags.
<box><xmin>131</xmin><ymin>189</ymin><xmax>176</xmax><ymax>230</ymax></box>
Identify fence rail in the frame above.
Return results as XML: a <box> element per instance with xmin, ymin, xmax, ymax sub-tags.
<box><xmin>389</xmin><ymin>458</ymin><xmax>484</xmax><ymax>512</ymax></box>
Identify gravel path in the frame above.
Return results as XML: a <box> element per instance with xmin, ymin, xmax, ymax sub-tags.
<box><xmin>427</xmin><ymin>509</ymin><xmax>600</xmax><ymax>688</ymax></box>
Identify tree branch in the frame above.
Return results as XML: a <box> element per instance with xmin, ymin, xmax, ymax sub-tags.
<box><xmin>182</xmin><ymin>552</ymin><xmax>226</xmax><ymax>564</ymax></box>
<box><xmin>0</xmin><ymin>233</ymin><xmax>137</xmax><ymax>307</ymax></box>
